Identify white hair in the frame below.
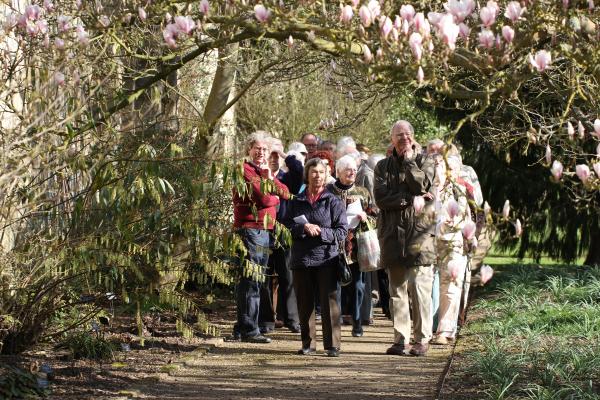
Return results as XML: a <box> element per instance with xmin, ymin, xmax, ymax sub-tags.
<box><xmin>390</xmin><ymin>120</ymin><xmax>414</xmax><ymax>136</ymax></box>
<box><xmin>336</xmin><ymin>136</ymin><xmax>357</xmax><ymax>159</ymax></box>
<box><xmin>335</xmin><ymin>154</ymin><xmax>358</xmax><ymax>175</ymax></box>
<box><xmin>244</xmin><ymin>130</ymin><xmax>272</xmax><ymax>155</ymax></box>
<box><xmin>367</xmin><ymin>153</ymin><xmax>385</xmax><ymax>170</ymax></box>
<box><xmin>269</xmin><ymin>137</ymin><xmax>284</xmax><ymax>154</ymax></box>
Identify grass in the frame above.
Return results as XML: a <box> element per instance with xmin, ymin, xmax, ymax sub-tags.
<box><xmin>459</xmin><ymin>262</ymin><xmax>600</xmax><ymax>399</ymax></box>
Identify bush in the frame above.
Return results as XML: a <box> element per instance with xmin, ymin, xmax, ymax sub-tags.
<box><xmin>63</xmin><ymin>331</ymin><xmax>116</xmax><ymax>360</ymax></box>
<box><xmin>0</xmin><ymin>365</ymin><xmax>48</xmax><ymax>399</ymax></box>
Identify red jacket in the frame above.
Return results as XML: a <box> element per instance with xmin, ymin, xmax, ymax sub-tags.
<box><xmin>233</xmin><ymin>161</ymin><xmax>290</xmax><ymax>229</ymax></box>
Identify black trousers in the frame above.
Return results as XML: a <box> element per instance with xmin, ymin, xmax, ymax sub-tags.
<box><xmin>259</xmin><ymin>246</ymin><xmax>299</xmax><ymax>328</ymax></box>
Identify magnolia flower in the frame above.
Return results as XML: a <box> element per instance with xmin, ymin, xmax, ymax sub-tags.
<box><xmin>589</xmin><ymin>0</ymin><xmax>595</xmax><ymax>10</ymax></box>
<box><xmin>427</xmin><ymin>12</ymin><xmax>443</xmax><ymax>27</ymax></box>
<box><xmin>421</xmin><ymin>18</ymin><xmax>432</xmax><ymax>37</ymax></box>
<box><xmin>254</xmin><ymin>4</ymin><xmax>271</xmax><ymax>23</ymax></box>
<box><xmin>25</xmin><ymin>5</ymin><xmax>42</xmax><ymax>21</ymax></box>
<box><xmin>578</xmin><ymin>120</ymin><xmax>585</xmax><ymax>139</ymax></box>
<box><xmin>76</xmin><ymin>25</ymin><xmax>89</xmax><ymax>46</ymax></box>
<box><xmin>439</xmin><ymin>14</ymin><xmax>460</xmax><ymax>49</ymax></box>
<box><xmin>54</xmin><ymin>37</ymin><xmax>65</xmax><ymax>50</ymax></box>
<box><xmin>409</xmin><ymin>32</ymin><xmax>423</xmax><ymax>61</ymax></box>
<box><xmin>545</xmin><ymin>144</ymin><xmax>552</xmax><ymax>164</ymax></box>
<box><xmin>414</xmin><ymin>12</ymin><xmax>425</xmax><ymax>31</ymax></box>
<box><xmin>487</xmin><ymin>0</ymin><xmax>500</xmax><ymax>17</ymax></box>
<box><xmin>174</xmin><ymin>16</ymin><xmax>195</xmax><ymax>35</ymax></box>
<box><xmin>567</xmin><ymin>121</ymin><xmax>575</xmax><ymax>140</ymax></box>
<box><xmin>340</xmin><ymin>5</ymin><xmax>353</xmax><ymax>24</ymax></box>
<box><xmin>165</xmin><ymin>12</ymin><xmax>173</xmax><ymax>22</ymax></box>
<box><xmin>563</xmin><ymin>0</ymin><xmax>569</xmax><ymax>9</ymax></box>
<box><xmin>417</xmin><ymin>66</ymin><xmax>424</xmax><ymax>83</ymax></box>
<box><xmin>594</xmin><ymin>119</ymin><xmax>600</xmax><ymax>138</ymax></box>
<box><xmin>593</xmin><ymin>162</ymin><xmax>600</xmax><ymax>179</ymax></box>
<box><xmin>56</xmin><ymin>15</ymin><xmax>70</xmax><ymax>32</ymax></box>
<box><xmin>394</xmin><ymin>15</ymin><xmax>402</xmax><ymax>29</ymax></box>
<box><xmin>448</xmin><ymin>259</ymin><xmax>462</xmax><ymax>280</ymax></box>
<box><xmin>43</xmin><ymin>34</ymin><xmax>50</xmax><ymax>47</ymax></box>
<box><xmin>413</xmin><ymin>195</ymin><xmax>425</xmax><ymax>214</ymax></box>
<box><xmin>368</xmin><ymin>0</ymin><xmax>381</xmax><ymax>18</ymax></box>
<box><xmin>502</xmin><ymin>199</ymin><xmax>510</xmax><ymax>219</ymax></box>
<box><xmin>35</xmin><ymin>19</ymin><xmax>48</xmax><ymax>35</ymax></box>
<box><xmin>462</xmin><ymin>220</ymin><xmax>476</xmax><ymax>240</ymax></box>
<box><xmin>484</xmin><ymin>201</ymin><xmax>491</xmax><ymax>216</ymax></box>
<box><xmin>514</xmin><ymin>219</ymin><xmax>522</xmax><ymax>237</ymax></box>
<box><xmin>359</xmin><ymin>6</ymin><xmax>373</xmax><ymax>27</ymax></box>
<box><xmin>447</xmin><ymin>198</ymin><xmax>460</xmax><ymax>219</ymax></box>
<box><xmin>138</xmin><ymin>7</ymin><xmax>147</xmax><ymax>22</ymax></box>
<box><xmin>54</xmin><ymin>71</ymin><xmax>65</xmax><ymax>86</ymax></box>
<box><xmin>550</xmin><ymin>160</ymin><xmax>564</xmax><ymax>181</ymax></box>
<box><xmin>363</xmin><ymin>44</ymin><xmax>373</xmax><ymax>63</ymax></box>
<box><xmin>479</xmin><ymin>6</ymin><xmax>496</xmax><ymax>27</ymax></box>
<box><xmin>351</xmin><ymin>0</ymin><xmax>360</xmax><ymax>7</ymax></box>
<box><xmin>478</xmin><ymin>29</ymin><xmax>495</xmax><ymax>48</ymax></box>
<box><xmin>200</xmin><ymin>0</ymin><xmax>210</xmax><ymax>15</ymax></box>
<box><xmin>576</xmin><ymin>164</ymin><xmax>591</xmax><ymax>183</ymax></box>
<box><xmin>76</xmin><ymin>0</ymin><xmax>82</xmax><ymax>9</ymax></box>
<box><xmin>380</xmin><ymin>16</ymin><xmax>393</xmax><ymax>39</ymax></box>
<box><xmin>444</xmin><ymin>0</ymin><xmax>476</xmax><ymax>23</ymax></box>
<box><xmin>391</xmin><ymin>26</ymin><xmax>400</xmax><ymax>41</ymax></box>
<box><xmin>459</xmin><ymin>23</ymin><xmax>471</xmax><ymax>38</ymax></box>
<box><xmin>480</xmin><ymin>265</ymin><xmax>494</xmax><ymax>284</ymax></box>
<box><xmin>43</xmin><ymin>0</ymin><xmax>54</xmax><ymax>12</ymax></box>
<box><xmin>163</xmin><ymin>24</ymin><xmax>179</xmax><ymax>48</ymax></box>
<box><xmin>402</xmin><ymin>19</ymin><xmax>410</xmax><ymax>35</ymax></box>
<box><xmin>470</xmin><ymin>236</ymin><xmax>478</xmax><ymax>249</ymax></box>
<box><xmin>286</xmin><ymin>35</ymin><xmax>294</xmax><ymax>47</ymax></box>
<box><xmin>530</xmin><ymin>50</ymin><xmax>551</xmax><ymax>72</ymax></box>
<box><xmin>504</xmin><ymin>1</ymin><xmax>525</xmax><ymax>22</ymax></box>
<box><xmin>400</xmin><ymin>4</ymin><xmax>416</xmax><ymax>22</ymax></box>
<box><xmin>502</xmin><ymin>25</ymin><xmax>515</xmax><ymax>43</ymax></box>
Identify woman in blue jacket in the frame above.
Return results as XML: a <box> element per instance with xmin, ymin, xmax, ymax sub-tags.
<box><xmin>283</xmin><ymin>158</ymin><xmax>348</xmax><ymax>357</ymax></box>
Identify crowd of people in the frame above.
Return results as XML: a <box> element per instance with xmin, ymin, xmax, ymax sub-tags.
<box><xmin>229</xmin><ymin>120</ymin><xmax>492</xmax><ymax>358</ymax></box>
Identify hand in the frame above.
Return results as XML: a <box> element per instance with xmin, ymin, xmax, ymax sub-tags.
<box><xmin>401</xmin><ymin>146</ymin><xmax>414</xmax><ymax>159</ymax></box>
<box><xmin>304</xmin><ymin>223</ymin><xmax>321</xmax><ymax>237</ymax></box>
<box><xmin>357</xmin><ymin>211</ymin><xmax>368</xmax><ymax>221</ymax></box>
<box><xmin>423</xmin><ymin>192</ymin><xmax>434</xmax><ymax>201</ymax></box>
<box><xmin>260</xmin><ymin>167</ymin><xmax>273</xmax><ymax>180</ymax></box>
<box><xmin>278</xmin><ymin>149</ymin><xmax>287</xmax><ymax>159</ymax></box>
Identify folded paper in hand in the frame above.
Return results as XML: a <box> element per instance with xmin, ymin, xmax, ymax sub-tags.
<box><xmin>293</xmin><ymin>215</ymin><xmax>309</xmax><ymax>224</ymax></box>
<box><xmin>346</xmin><ymin>200</ymin><xmax>363</xmax><ymax>230</ymax></box>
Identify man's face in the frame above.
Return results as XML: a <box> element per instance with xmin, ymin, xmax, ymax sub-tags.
<box><xmin>302</xmin><ymin>134</ymin><xmax>318</xmax><ymax>156</ymax></box>
<box><xmin>321</xmin><ymin>142</ymin><xmax>336</xmax><ymax>154</ymax></box>
<box><xmin>268</xmin><ymin>152</ymin><xmax>281</xmax><ymax>173</ymax></box>
<box><xmin>249</xmin><ymin>141</ymin><xmax>269</xmax><ymax>165</ymax></box>
<box><xmin>391</xmin><ymin>126</ymin><xmax>414</xmax><ymax>152</ymax></box>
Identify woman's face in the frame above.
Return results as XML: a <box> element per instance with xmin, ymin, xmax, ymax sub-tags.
<box><xmin>338</xmin><ymin>164</ymin><xmax>357</xmax><ymax>186</ymax></box>
<box><xmin>307</xmin><ymin>163</ymin><xmax>327</xmax><ymax>188</ymax></box>
<box><xmin>248</xmin><ymin>140</ymin><xmax>269</xmax><ymax>165</ymax></box>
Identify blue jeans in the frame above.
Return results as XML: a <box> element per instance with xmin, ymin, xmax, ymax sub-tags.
<box><xmin>431</xmin><ymin>267</ymin><xmax>440</xmax><ymax>332</ymax></box>
<box><xmin>349</xmin><ymin>263</ymin><xmax>365</xmax><ymax>322</ymax></box>
<box><xmin>235</xmin><ymin>228</ymin><xmax>270</xmax><ymax>338</ymax></box>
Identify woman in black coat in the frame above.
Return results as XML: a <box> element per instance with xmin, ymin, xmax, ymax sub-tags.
<box><xmin>283</xmin><ymin>157</ymin><xmax>348</xmax><ymax>357</ymax></box>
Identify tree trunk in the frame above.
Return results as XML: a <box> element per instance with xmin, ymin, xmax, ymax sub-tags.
<box><xmin>584</xmin><ymin>219</ymin><xmax>600</xmax><ymax>266</ymax></box>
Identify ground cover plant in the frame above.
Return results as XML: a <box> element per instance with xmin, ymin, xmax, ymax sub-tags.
<box><xmin>452</xmin><ymin>261</ymin><xmax>600</xmax><ymax>399</ymax></box>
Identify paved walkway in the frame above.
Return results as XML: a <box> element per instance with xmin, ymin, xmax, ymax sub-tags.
<box><xmin>137</xmin><ymin>313</ymin><xmax>452</xmax><ymax>400</ymax></box>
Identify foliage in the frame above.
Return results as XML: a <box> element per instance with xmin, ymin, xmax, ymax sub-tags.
<box><xmin>462</xmin><ymin>263</ymin><xmax>600</xmax><ymax>398</ymax></box>
<box><xmin>0</xmin><ymin>364</ymin><xmax>48</xmax><ymax>399</ymax></box>
<box><xmin>63</xmin><ymin>330</ymin><xmax>116</xmax><ymax>360</ymax></box>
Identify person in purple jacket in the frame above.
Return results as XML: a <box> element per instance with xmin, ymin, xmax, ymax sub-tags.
<box><xmin>283</xmin><ymin>158</ymin><xmax>348</xmax><ymax>357</ymax></box>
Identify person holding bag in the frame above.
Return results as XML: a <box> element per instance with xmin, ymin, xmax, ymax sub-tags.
<box><xmin>283</xmin><ymin>158</ymin><xmax>348</xmax><ymax>357</ymax></box>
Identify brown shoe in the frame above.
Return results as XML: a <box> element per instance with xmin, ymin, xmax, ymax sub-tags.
<box><xmin>274</xmin><ymin>320</ymin><xmax>284</xmax><ymax>329</ymax></box>
<box><xmin>409</xmin><ymin>342</ymin><xmax>429</xmax><ymax>356</ymax></box>
<box><xmin>386</xmin><ymin>343</ymin><xmax>410</xmax><ymax>356</ymax></box>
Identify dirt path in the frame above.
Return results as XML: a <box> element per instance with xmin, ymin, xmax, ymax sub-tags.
<box><xmin>63</xmin><ymin>313</ymin><xmax>453</xmax><ymax>400</ymax></box>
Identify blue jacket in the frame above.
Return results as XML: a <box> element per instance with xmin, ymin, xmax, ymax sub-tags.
<box><xmin>282</xmin><ymin>189</ymin><xmax>348</xmax><ymax>269</ymax></box>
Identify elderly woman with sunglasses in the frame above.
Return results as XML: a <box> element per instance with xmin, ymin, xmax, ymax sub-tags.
<box><xmin>283</xmin><ymin>157</ymin><xmax>348</xmax><ymax>357</ymax></box>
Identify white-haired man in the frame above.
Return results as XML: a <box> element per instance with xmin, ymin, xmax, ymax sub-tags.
<box><xmin>374</xmin><ymin>120</ymin><xmax>437</xmax><ymax>356</ymax></box>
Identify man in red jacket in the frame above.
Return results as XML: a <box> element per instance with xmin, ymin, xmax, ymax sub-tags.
<box><xmin>231</xmin><ymin>131</ymin><xmax>290</xmax><ymax>343</ymax></box>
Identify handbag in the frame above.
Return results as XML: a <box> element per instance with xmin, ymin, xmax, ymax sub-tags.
<box><xmin>336</xmin><ymin>239</ymin><xmax>352</xmax><ymax>287</ymax></box>
<box><xmin>356</xmin><ymin>220</ymin><xmax>381</xmax><ymax>272</ymax></box>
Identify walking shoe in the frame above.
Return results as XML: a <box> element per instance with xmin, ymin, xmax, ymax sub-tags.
<box><xmin>386</xmin><ymin>343</ymin><xmax>409</xmax><ymax>356</ymax></box>
<box><xmin>259</xmin><ymin>326</ymin><xmax>274</xmax><ymax>334</ymax></box>
<box><xmin>326</xmin><ymin>347</ymin><xmax>340</xmax><ymax>357</ymax></box>
<box><xmin>297</xmin><ymin>347</ymin><xmax>316</xmax><ymax>355</ymax></box>
<box><xmin>274</xmin><ymin>320</ymin><xmax>284</xmax><ymax>329</ymax></box>
<box><xmin>351</xmin><ymin>321</ymin><xmax>364</xmax><ymax>337</ymax></box>
<box><xmin>286</xmin><ymin>324</ymin><xmax>301</xmax><ymax>333</ymax></box>
<box><xmin>224</xmin><ymin>333</ymin><xmax>241</xmax><ymax>342</ymax></box>
<box><xmin>242</xmin><ymin>334</ymin><xmax>272</xmax><ymax>344</ymax></box>
<box><xmin>431</xmin><ymin>335</ymin><xmax>454</xmax><ymax>345</ymax></box>
<box><xmin>409</xmin><ymin>342</ymin><xmax>429</xmax><ymax>356</ymax></box>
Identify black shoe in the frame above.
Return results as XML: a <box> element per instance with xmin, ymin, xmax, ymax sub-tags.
<box><xmin>242</xmin><ymin>334</ymin><xmax>272</xmax><ymax>344</ymax></box>
<box><xmin>224</xmin><ymin>332</ymin><xmax>241</xmax><ymax>342</ymax></box>
<box><xmin>286</xmin><ymin>324</ymin><xmax>301</xmax><ymax>333</ymax></box>
<box><xmin>259</xmin><ymin>326</ymin><xmax>274</xmax><ymax>334</ymax></box>
<box><xmin>326</xmin><ymin>347</ymin><xmax>340</xmax><ymax>357</ymax></box>
<box><xmin>296</xmin><ymin>347</ymin><xmax>316</xmax><ymax>355</ymax></box>
<box><xmin>386</xmin><ymin>343</ymin><xmax>409</xmax><ymax>356</ymax></box>
<box><xmin>352</xmin><ymin>320</ymin><xmax>363</xmax><ymax>337</ymax></box>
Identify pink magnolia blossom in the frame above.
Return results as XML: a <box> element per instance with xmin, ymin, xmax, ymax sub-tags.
<box><xmin>515</xmin><ymin>219</ymin><xmax>522</xmax><ymax>237</ymax></box>
<box><xmin>401</xmin><ymin>18</ymin><xmax>410</xmax><ymax>35</ymax></box>
<box><xmin>76</xmin><ymin>0</ymin><xmax>82</xmax><ymax>9</ymax></box>
<box><xmin>421</xmin><ymin>18</ymin><xmax>432</xmax><ymax>37</ymax></box>
<box><xmin>174</xmin><ymin>16</ymin><xmax>195</xmax><ymax>35</ymax></box>
<box><xmin>593</xmin><ymin>119</ymin><xmax>600</xmax><ymax>138</ymax></box>
<box><xmin>286</xmin><ymin>35</ymin><xmax>294</xmax><ymax>48</ymax></box>
<box><xmin>576</xmin><ymin>164</ymin><xmax>591</xmax><ymax>183</ymax></box>
<box><xmin>589</xmin><ymin>0</ymin><xmax>595</xmax><ymax>10</ymax></box>
<box><xmin>43</xmin><ymin>0</ymin><xmax>54</xmax><ymax>12</ymax></box>
<box><xmin>459</xmin><ymin>23</ymin><xmax>471</xmax><ymax>38</ymax></box>
<box><xmin>484</xmin><ymin>201</ymin><xmax>491</xmax><ymax>216</ymax></box>
<box><xmin>495</xmin><ymin>34</ymin><xmax>503</xmax><ymax>50</ymax></box>
<box><xmin>54</xmin><ymin>37</ymin><xmax>65</xmax><ymax>50</ymax></box>
<box><xmin>479</xmin><ymin>6</ymin><xmax>496</xmax><ymax>27</ymax></box>
<box><xmin>413</xmin><ymin>195</ymin><xmax>425</xmax><ymax>214</ymax></box>
<box><xmin>478</xmin><ymin>29</ymin><xmax>495</xmax><ymax>48</ymax></box>
<box><xmin>593</xmin><ymin>162</ymin><xmax>600</xmax><ymax>179</ymax></box>
<box><xmin>504</xmin><ymin>1</ymin><xmax>525</xmax><ymax>22</ymax></box>
<box><xmin>163</xmin><ymin>24</ymin><xmax>179</xmax><ymax>48</ymax></box>
<box><xmin>400</xmin><ymin>4</ymin><xmax>416</xmax><ymax>22</ymax></box>
<box><xmin>165</xmin><ymin>13</ymin><xmax>173</xmax><ymax>23</ymax></box>
<box><xmin>376</xmin><ymin>47</ymin><xmax>384</xmax><ymax>59</ymax></box>
<box><xmin>578</xmin><ymin>120</ymin><xmax>585</xmax><ymax>139</ymax></box>
<box><xmin>254</xmin><ymin>4</ymin><xmax>271</xmax><ymax>23</ymax></box>
<box><xmin>76</xmin><ymin>25</ymin><xmax>89</xmax><ymax>46</ymax></box>
<box><xmin>35</xmin><ymin>19</ymin><xmax>48</xmax><ymax>35</ymax></box>
<box><xmin>417</xmin><ymin>66</ymin><xmax>424</xmax><ymax>83</ymax></box>
<box><xmin>380</xmin><ymin>16</ymin><xmax>393</xmax><ymax>39</ymax></box>
<box><xmin>359</xmin><ymin>6</ymin><xmax>373</xmax><ymax>27</ymax></box>
<box><xmin>394</xmin><ymin>15</ymin><xmax>402</xmax><ymax>29</ymax></box>
<box><xmin>391</xmin><ymin>27</ymin><xmax>400</xmax><ymax>41</ymax></box>
<box><xmin>447</xmin><ymin>198</ymin><xmax>460</xmax><ymax>219</ymax></box>
<box><xmin>470</xmin><ymin>236</ymin><xmax>478</xmax><ymax>249</ymax></box>
<box><xmin>200</xmin><ymin>0</ymin><xmax>210</xmax><ymax>16</ymax></box>
<box><xmin>462</xmin><ymin>220</ymin><xmax>476</xmax><ymax>240</ymax></box>
<box><xmin>480</xmin><ymin>265</ymin><xmax>494</xmax><ymax>284</ymax></box>
<box><xmin>487</xmin><ymin>0</ymin><xmax>500</xmax><ymax>17</ymax></box>
<box><xmin>439</xmin><ymin>14</ymin><xmax>460</xmax><ymax>49</ymax></box>
<box><xmin>551</xmin><ymin>160</ymin><xmax>563</xmax><ymax>181</ymax></box>
<box><xmin>427</xmin><ymin>12</ymin><xmax>443</xmax><ymax>27</ymax></box>
<box><xmin>57</xmin><ymin>15</ymin><xmax>70</xmax><ymax>32</ymax></box>
<box><xmin>444</xmin><ymin>0</ymin><xmax>476</xmax><ymax>23</ymax></box>
<box><xmin>502</xmin><ymin>199</ymin><xmax>510</xmax><ymax>219</ymax></box>
<box><xmin>529</xmin><ymin>50</ymin><xmax>551</xmax><ymax>72</ymax></box>
<box><xmin>414</xmin><ymin>12</ymin><xmax>425</xmax><ymax>31</ymax></box>
<box><xmin>363</xmin><ymin>44</ymin><xmax>373</xmax><ymax>63</ymax></box>
<box><xmin>340</xmin><ymin>5</ymin><xmax>353</xmax><ymax>24</ymax></box>
<box><xmin>42</xmin><ymin>34</ymin><xmax>50</xmax><ymax>47</ymax></box>
<box><xmin>54</xmin><ymin>71</ymin><xmax>65</xmax><ymax>86</ymax></box>
<box><xmin>447</xmin><ymin>259</ymin><xmax>462</xmax><ymax>280</ymax></box>
<box><xmin>502</xmin><ymin>25</ymin><xmax>515</xmax><ymax>43</ymax></box>
<box><xmin>351</xmin><ymin>0</ymin><xmax>360</xmax><ymax>7</ymax></box>
<box><xmin>545</xmin><ymin>144</ymin><xmax>552</xmax><ymax>164</ymax></box>
<box><xmin>567</xmin><ymin>121</ymin><xmax>575</xmax><ymax>140</ymax></box>
<box><xmin>25</xmin><ymin>5</ymin><xmax>42</xmax><ymax>21</ymax></box>
<box><xmin>563</xmin><ymin>0</ymin><xmax>569</xmax><ymax>9</ymax></box>
<box><xmin>138</xmin><ymin>7</ymin><xmax>147</xmax><ymax>22</ymax></box>
<box><xmin>409</xmin><ymin>32</ymin><xmax>423</xmax><ymax>61</ymax></box>
<box><xmin>368</xmin><ymin>0</ymin><xmax>381</xmax><ymax>18</ymax></box>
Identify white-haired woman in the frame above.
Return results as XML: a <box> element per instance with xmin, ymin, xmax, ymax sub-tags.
<box><xmin>231</xmin><ymin>131</ymin><xmax>290</xmax><ymax>343</ymax></box>
<box><xmin>327</xmin><ymin>155</ymin><xmax>376</xmax><ymax>337</ymax></box>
